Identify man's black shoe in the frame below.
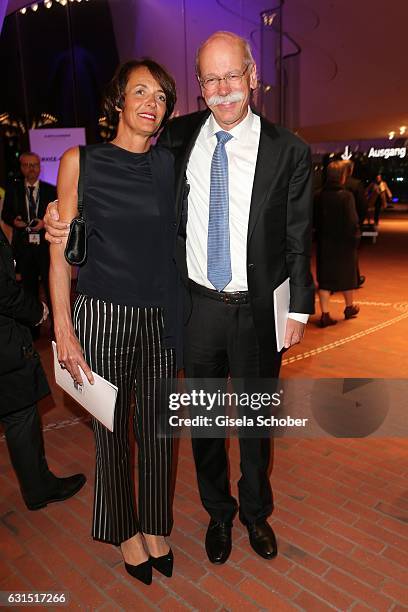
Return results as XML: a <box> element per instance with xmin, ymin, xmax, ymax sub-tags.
<box><xmin>25</xmin><ymin>473</ymin><xmax>86</xmax><ymax>511</ymax></box>
<box><xmin>246</xmin><ymin>521</ymin><xmax>277</xmax><ymax>560</ymax></box>
<box><xmin>358</xmin><ymin>275</ymin><xmax>366</xmax><ymax>287</ymax></box>
<box><xmin>205</xmin><ymin>519</ymin><xmax>232</xmax><ymax>564</ymax></box>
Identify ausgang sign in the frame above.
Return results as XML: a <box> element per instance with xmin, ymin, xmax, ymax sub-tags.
<box><xmin>368</xmin><ymin>147</ymin><xmax>406</xmax><ymax>159</ymax></box>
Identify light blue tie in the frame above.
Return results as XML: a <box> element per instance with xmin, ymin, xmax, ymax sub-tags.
<box><xmin>208</xmin><ymin>130</ymin><xmax>233</xmax><ymax>291</ymax></box>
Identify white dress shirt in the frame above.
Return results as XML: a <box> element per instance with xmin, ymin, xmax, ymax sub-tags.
<box><xmin>186</xmin><ymin>107</ymin><xmax>308</xmax><ymax>324</ymax></box>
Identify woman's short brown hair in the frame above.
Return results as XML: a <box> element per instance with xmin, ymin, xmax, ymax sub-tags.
<box><xmin>103</xmin><ymin>58</ymin><xmax>177</xmax><ymax>129</ymax></box>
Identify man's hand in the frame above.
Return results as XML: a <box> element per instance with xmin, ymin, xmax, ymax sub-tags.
<box><xmin>13</xmin><ymin>215</ymin><xmax>27</xmax><ymax>229</ymax></box>
<box><xmin>44</xmin><ymin>200</ymin><xmax>69</xmax><ymax>244</ymax></box>
<box><xmin>284</xmin><ymin>318</ymin><xmax>306</xmax><ymax>349</ymax></box>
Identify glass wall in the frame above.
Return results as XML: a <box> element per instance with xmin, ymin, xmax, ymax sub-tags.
<box><xmin>0</xmin><ymin>0</ymin><xmax>119</xmax><ymax>183</ymax></box>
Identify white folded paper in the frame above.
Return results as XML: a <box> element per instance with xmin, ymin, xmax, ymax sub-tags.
<box><xmin>273</xmin><ymin>277</ymin><xmax>290</xmax><ymax>352</ymax></box>
<box><xmin>52</xmin><ymin>341</ymin><xmax>118</xmax><ymax>432</ymax></box>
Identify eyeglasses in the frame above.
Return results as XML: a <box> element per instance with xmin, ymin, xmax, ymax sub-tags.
<box><xmin>199</xmin><ymin>64</ymin><xmax>251</xmax><ymax>91</ymax></box>
<box><xmin>21</xmin><ymin>162</ymin><xmax>40</xmax><ymax>168</ymax></box>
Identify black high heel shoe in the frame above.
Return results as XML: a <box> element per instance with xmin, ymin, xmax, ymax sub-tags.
<box><xmin>150</xmin><ymin>548</ymin><xmax>174</xmax><ymax>577</ymax></box>
<box><xmin>124</xmin><ymin>558</ymin><xmax>152</xmax><ymax>585</ymax></box>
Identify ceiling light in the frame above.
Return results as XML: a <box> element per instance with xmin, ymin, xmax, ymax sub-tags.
<box><xmin>31</xmin><ymin>3</ymin><xmax>38</xmax><ymax>11</ymax></box>
<box><xmin>20</xmin><ymin>7</ymin><xmax>27</xmax><ymax>13</ymax></box>
<box><xmin>400</xmin><ymin>126</ymin><xmax>406</xmax><ymax>135</ymax></box>
<box><xmin>45</xmin><ymin>1</ymin><xmax>52</xmax><ymax>7</ymax></box>
<box><xmin>388</xmin><ymin>131</ymin><xmax>395</xmax><ymax>140</ymax></box>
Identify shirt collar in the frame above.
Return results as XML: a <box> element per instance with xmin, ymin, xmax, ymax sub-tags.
<box><xmin>206</xmin><ymin>106</ymin><xmax>256</xmax><ymax>143</ymax></box>
<box><xmin>25</xmin><ymin>180</ymin><xmax>40</xmax><ymax>190</ymax></box>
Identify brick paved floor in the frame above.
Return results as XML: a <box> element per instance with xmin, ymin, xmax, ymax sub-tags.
<box><xmin>0</xmin><ymin>212</ymin><xmax>407</xmax><ymax>610</ymax></box>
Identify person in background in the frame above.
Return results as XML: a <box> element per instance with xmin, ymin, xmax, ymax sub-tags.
<box><xmin>0</xmin><ymin>185</ymin><xmax>12</xmax><ymax>242</ymax></box>
<box><xmin>1</xmin><ymin>152</ymin><xmax>56</xmax><ymax>338</ymax></box>
<box><xmin>344</xmin><ymin>160</ymin><xmax>368</xmax><ymax>287</ymax></box>
<box><xmin>369</xmin><ymin>174</ymin><xmax>392</xmax><ymax>226</ymax></box>
<box><xmin>0</xmin><ymin>224</ymin><xmax>86</xmax><ymax>511</ymax></box>
<box><xmin>314</xmin><ymin>161</ymin><xmax>361</xmax><ymax>327</ymax></box>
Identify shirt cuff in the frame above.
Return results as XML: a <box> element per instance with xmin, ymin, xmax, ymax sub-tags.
<box><xmin>36</xmin><ymin>302</ymin><xmax>48</xmax><ymax>326</ymax></box>
<box><xmin>288</xmin><ymin>312</ymin><xmax>309</xmax><ymax>324</ymax></box>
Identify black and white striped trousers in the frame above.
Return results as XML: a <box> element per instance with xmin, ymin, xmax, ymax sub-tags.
<box><xmin>73</xmin><ymin>295</ymin><xmax>175</xmax><ymax>544</ymax></box>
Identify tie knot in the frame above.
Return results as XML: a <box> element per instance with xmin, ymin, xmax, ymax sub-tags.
<box><xmin>216</xmin><ymin>131</ymin><xmax>233</xmax><ymax>146</ymax></box>
<box><xmin>28</xmin><ymin>186</ymin><xmax>35</xmax><ymax>194</ymax></box>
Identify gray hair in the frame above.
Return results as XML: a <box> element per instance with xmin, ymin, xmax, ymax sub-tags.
<box><xmin>327</xmin><ymin>160</ymin><xmax>348</xmax><ymax>184</ymax></box>
<box><xmin>195</xmin><ymin>31</ymin><xmax>254</xmax><ymax>77</ymax></box>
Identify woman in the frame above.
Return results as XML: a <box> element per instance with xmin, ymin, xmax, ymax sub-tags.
<box><xmin>50</xmin><ymin>59</ymin><xmax>179</xmax><ymax>585</ymax></box>
<box><xmin>314</xmin><ymin>160</ymin><xmax>361</xmax><ymax>327</ymax></box>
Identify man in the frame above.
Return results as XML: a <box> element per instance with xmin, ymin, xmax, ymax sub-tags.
<box><xmin>1</xmin><ymin>152</ymin><xmax>56</xmax><ymax>336</ymax></box>
<box><xmin>44</xmin><ymin>31</ymin><xmax>314</xmax><ymax>564</ymax></box>
<box><xmin>374</xmin><ymin>174</ymin><xmax>392</xmax><ymax>225</ymax></box>
<box><xmin>344</xmin><ymin>159</ymin><xmax>368</xmax><ymax>286</ymax></box>
<box><xmin>0</xmin><ymin>225</ymin><xmax>86</xmax><ymax>510</ymax></box>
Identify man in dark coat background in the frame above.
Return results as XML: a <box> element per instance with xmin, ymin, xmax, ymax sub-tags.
<box><xmin>1</xmin><ymin>152</ymin><xmax>56</xmax><ymax>336</ymax></box>
<box><xmin>0</xmin><ymin>225</ymin><xmax>85</xmax><ymax>510</ymax></box>
<box><xmin>344</xmin><ymin>159</ymin><xmax>368</xmax><ymax>287</ymax></box>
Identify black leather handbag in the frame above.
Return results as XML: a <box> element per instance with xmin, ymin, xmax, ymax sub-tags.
<box><xmin>64</xmin><ymin>146</ymin><xmax>87</xmax><ymax>265</ymax></box>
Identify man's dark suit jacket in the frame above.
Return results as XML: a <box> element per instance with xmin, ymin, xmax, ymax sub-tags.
<box><xmin>0</xmin><ymin>227</ymin><xmax>49</xmax><ymax>416</ymax></box>
<box><xmin>158</xmin><ymin>110</ymin><xmax>315</xmax><ymax>359</ymax></box>
<box><xmin>1</xmin><ymin>179</ymin><xmax>57</xmax><ymax>259</ymax></box>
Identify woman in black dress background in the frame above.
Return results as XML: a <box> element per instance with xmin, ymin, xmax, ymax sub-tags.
<box><xmin>50</xmin><ymin>60</ymin><xmax>179</xmax><ymax>585</ymax></box>
<box><xmin>314</xmin><ymin>160</ymin><xmax>361</xmax><ymax>327</ymax></box>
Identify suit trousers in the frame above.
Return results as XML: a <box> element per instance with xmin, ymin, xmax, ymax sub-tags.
<box><xmin>73</xmin><ymin>295</ymin><xmax>175</xmax><ymax>544</ymax></box>
<box><xmin>184</xmin><ymin>286</ymin><xmax>282</xmax><ymax>525</ymax></box>
<box><xmin>1</xmin><ymin>403</ymin><xmax>56</xmax><ymax>505</ymax></box>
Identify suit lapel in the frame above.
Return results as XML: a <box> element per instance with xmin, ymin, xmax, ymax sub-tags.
<box><xmin>0</xmin><ymin>225</ymin><xmax>8</xmax><ymax>244</ymax></box>
<box><xmin>38</xmin><ymin>181</ymin><xmax>48</xmax><ymax>217</ymax></box>
<box><xmin>247</xmin><ymin>117</ymin><xmax>283</xmax><ymax>241</ymax></box>
<box><xmin>175</xmin><ymin>110</ymin><xmax>210</xmax><ymax>217</ymax></box>
<box><xmin>15</xmin><ymin>182</ymin><xmax>25</xmax><ymax>220</ymax></box>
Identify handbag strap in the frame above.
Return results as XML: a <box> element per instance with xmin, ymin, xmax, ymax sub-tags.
<box><xmin>77</xmin><ymin>145</ymin><xmax>86</xmax><ymax>218</ymax></box>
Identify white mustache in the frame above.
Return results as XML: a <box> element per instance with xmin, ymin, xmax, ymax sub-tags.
<box><xmin>206</xmin><ymin>91</ymin><xmax>245</xmax><ymax>107</ymax></box>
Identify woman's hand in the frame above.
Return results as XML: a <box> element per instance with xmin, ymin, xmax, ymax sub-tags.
<box><xmin>56</xmin><ymin>332</ymin><xmax>94</xmax><ymax>385</ymax></box>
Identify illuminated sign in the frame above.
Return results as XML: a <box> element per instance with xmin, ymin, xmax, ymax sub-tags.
<box><xmin>368</xmin><ymin>147</ymin><xmax>406</xmax><ymax>159</ymax></box>
<box><xmin>341</xmin><ymin>145</ymin><xmax>352</xmax><ymax>160</ymax></box>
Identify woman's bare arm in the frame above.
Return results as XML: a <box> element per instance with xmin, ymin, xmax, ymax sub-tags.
<box><xmin>49</xmin><ymin>147</ymin><xmax>94</xmax><ymax>384</ymax></box>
